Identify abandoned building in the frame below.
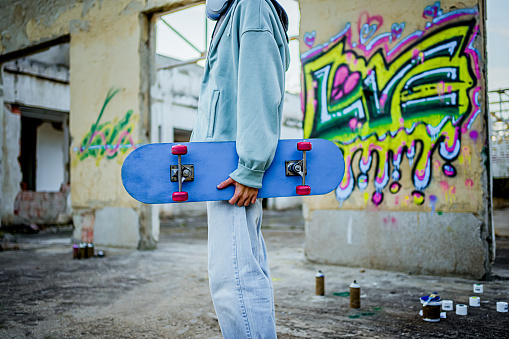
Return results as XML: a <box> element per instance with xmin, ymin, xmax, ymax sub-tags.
<box><xmin>0</xmin><ymin>0</ymin><xmax>500</xmax><ymax>280</ymax></box>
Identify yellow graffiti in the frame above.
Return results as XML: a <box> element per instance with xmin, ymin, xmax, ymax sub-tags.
<box><xmin>302</xmin><ymin>15</ymin><xmax>479</xmax><ymax>206</ymax></box>
<box><xmin>75</xmin><ymin>88</ymin><xmax>139</xmax><ymax>166</ymax></box>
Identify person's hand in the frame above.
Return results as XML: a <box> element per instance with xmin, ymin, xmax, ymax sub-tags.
<box><xmin>217</xmin><ymin>177</ymin><xmax>258</xmax><ymax>206</ymax></box>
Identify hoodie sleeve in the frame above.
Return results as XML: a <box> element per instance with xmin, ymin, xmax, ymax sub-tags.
<box><xmin>229</xmin><ymin>30</ymin><xmax>285</xmax><ymax>188</ymax></box>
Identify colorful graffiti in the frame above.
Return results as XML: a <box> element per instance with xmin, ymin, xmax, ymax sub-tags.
<box><xmin>74</xmin><ymin>88</ymin><xmax>139</xmax><ymax>166</ymax></box>
<box><xmin>301</xmin><ymin>1</ymin><xmax>482</xmax><ymax>209</ymax></box>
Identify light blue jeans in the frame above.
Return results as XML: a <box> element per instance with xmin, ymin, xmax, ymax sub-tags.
<box><xmin>207</xmin><ymin>200</ymin><xmax>276</xmax><ymax>338</ymax></box>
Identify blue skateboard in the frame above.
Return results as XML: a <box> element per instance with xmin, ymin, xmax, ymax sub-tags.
<box><xmin>121</xmin><ymin>139</ymin><xmax>344</xmax><ymax>204</ymax></box>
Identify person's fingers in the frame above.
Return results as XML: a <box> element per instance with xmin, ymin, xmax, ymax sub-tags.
<box><xmin>229</xmin><ymin>192</ymin><xmax>239</xmax><ymax>205</ymax></box>
<box><xmin>237</xmin><ymin>192</ymin><xmax>247</xmax><ymax>207</ymax></box>
<box><xmin>217</xmin><ymin>177</ymin><xmax>235</xmax><ymax>189</ymax></box>
<box><xmin>225</xmin><ymin>180</ymin><xmax>258</xmax><ymax>206</ymax></box>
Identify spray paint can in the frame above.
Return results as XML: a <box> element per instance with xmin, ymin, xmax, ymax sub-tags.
<box><xmin>73</xmin><ymin>244</ymin><xmax>79</xmax><ymax>259</ymax></box>
<box><xmin>315</xmin><ymin>271</ymin><xmax>325</xmax><ymax>296</ymax></box>
<box><xmin>350</xmin><ymin>280</ymin><xmax>361</xmax><ymax>309</ymax></box>
<box><xmin>87</xmin><ymin>243</ymin><xmax>94</xmax><ymax>258</ymax></box>
<box><xmin>79</xmin><ymin>243</ymin><xmax>86</xmax><ymax>259</ymax></box>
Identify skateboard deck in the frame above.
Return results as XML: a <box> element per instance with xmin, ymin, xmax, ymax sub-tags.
<box><xmin>121</xmin><ymin>139</ymin><xmax>344</xmax><ymax>204</ymax></box>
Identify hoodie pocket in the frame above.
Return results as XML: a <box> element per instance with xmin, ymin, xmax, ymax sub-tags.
<box><xmin>207</xmin><ymin>90</ymin><xmax>220</xmax><ymax>138</ymax></box>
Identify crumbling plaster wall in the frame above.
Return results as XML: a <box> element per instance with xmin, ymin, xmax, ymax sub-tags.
<box><xmin>1</xmin><ymin>106</ymin><xmax>22</xmax><ymax>225</ymax></box>
<box><xmin>0</xmin><ymin>69</ymin><xmax>4</xmax><ymax>219</ymax></box>
<box><xmin>300</xmin><ymin>0</ymin><xmax>492</xmax><ymax>278</ymax></box>
<box><xmin>0</xmin><ymin>0</ymin><xmax>201</xmax><ymax>248</ymax></box>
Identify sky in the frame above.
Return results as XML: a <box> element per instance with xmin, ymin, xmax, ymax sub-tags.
<box><xmin>156</xmin><ymin>0</ymin><xmax>509</xmax><ymax>94</ymax></box>
<box><xmin>487</xmin><ymin>0</ymin><xmax>509</xmax><ymax>91</ymax></box>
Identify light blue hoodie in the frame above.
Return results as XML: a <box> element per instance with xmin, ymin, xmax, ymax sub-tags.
<box><xmin>191</xmin><ymin>0</ymin><xmax>290</xmax><ymax>189</ymax></box>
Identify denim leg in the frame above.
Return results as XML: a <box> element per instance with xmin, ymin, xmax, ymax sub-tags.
<box><xmin>207</xmin><ymin>200</ymin><xmax>276</xmax><ymax>339</ymax></box>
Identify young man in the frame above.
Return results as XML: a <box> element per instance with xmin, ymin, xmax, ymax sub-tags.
<box><xmin>190</xmin><ymin>0</ymin><xmax>290</xmax><ymax>337</ymax></box>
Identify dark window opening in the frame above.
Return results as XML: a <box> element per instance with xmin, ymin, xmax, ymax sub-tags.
<box><xmin>19</xmin><ymin>116</ymin><xmax>42</xmax><ymax>191</ymax></box>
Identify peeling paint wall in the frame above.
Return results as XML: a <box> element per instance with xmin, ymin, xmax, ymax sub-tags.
<box><xmin>300</xmin><ymin>0</ymin><xmax>492</xmax><ymax>278</ymax></box>
<box><xmin>1</xmin><ymin>57</ymin><xmax>70</xmax><ymax>225</ymax></box>
<box><xmin>0</xmin><ymin>0</ymin><xmax>201</xmax><ymax>248</ymax></box>
<box><xmin>1</xmin><ymin>106</ymin><xmax>22</xmax><ymax>225</ymax></box>
<box><xmin>0</xmin><ymin>69</ymin><xmax>3</xmax><ymax>217</ymax></box>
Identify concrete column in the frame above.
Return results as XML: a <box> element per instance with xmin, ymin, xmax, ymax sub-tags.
<box><xmin>137</xmin><ymin>12</ymin><xmax>158</xmax><ymax>250</ymax></box>
<box><xmin>0</xmin><ymin>65</ymin><xmax>4</xmax><ymax>221</ymax></box>
<box><xmin>299</xmin><ymin>0</ymin><xmax>491</xmax><ymax>278</ymax></box>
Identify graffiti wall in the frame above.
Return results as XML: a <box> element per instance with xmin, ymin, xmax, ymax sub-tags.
<box><xmin>72</xmin><ymin>87</ymin><xmax>139</xmax><ymax>167</ymax></box>
<box><xmin>300</xmin><ymin>0</ymin><xmax>486</xmax><ymax>213</ymax></box>
<box><xmin>70</xmin><ymin>82</ymin><xmax>141</xmax><ymax>208</ymax></box>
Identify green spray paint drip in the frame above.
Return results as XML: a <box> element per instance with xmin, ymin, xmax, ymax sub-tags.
<box><xmin>360</xmin><ymin>312</ymin><xmax>376</xmax><ymax>316</ymax></box>
<box><xmin>333</xmin><ymin>291</ymin><xmax>350</xmax><ymax>297</ymax></box>
<box><xmin>87</xmin><ymin>87</ymin><xmax>122</xmax><ymax>149</ymax></box>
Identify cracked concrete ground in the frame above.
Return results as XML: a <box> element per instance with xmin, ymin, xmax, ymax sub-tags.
<box><xmin>0</xmin><ymin>208</ymin><xmax>508</xmax><ymax>338</ymax></box>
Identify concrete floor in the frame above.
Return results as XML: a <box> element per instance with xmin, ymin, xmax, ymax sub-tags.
<box><xmin>0</xmin><ymin>209</ymin><xmax>508</xmax><ymax>338</ymax></box>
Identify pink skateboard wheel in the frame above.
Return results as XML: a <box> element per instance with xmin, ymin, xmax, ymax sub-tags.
<box><xmin>172</xmin><ymin>144</ymin><xmax>188</xmax><ymax>155</ymax></box>
<box><xmin>297</xmin><ymin>141</ymin><xmax>312</xmax><ymax>151</ymax></box>
<box><xmin>172</xmin><ymin>191</ymin><xmax>188</xmax><ymax>202</ymax></box>
<box><xmin>296</xmin><ymin>185</ymin><xmax>311</xmax><ymax>195</ymax></box>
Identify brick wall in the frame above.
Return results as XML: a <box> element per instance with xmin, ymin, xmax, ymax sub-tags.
<box><xmin>13</xmin><ymin>184</ymin><xmax>71</xmax><ymax>225</ymax></box>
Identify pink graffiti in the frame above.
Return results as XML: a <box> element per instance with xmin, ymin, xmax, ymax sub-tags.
<box><xmin>415</xmin><ymin>151</ymin><xmax>432</xmax><ymax>181</ymax></box>
<box><xmin>300</xmin><ymin>5</ymin><xmax>477</xmax><ymax>63</ymax></box>
<box><xmin>439</xmin><ymin>181</ymin><xmax>456</xmax><ymax>203</ymax></box>
<box><xmin>349</xmin><ymin>118</ymin><xmax>358</xmax><ymax>131</ymax></box>
<box><xmin>470</xmin><ymin>130</ymin><xmax>478</xmax><ymax>142</ymax></box>
<box><xmin>331</xmin><ymin>66</ymin><xmax>361</xmax><ymax>101</ymax></box>
<box><xmin>423</xmin><ymin>2</ymin><xmax>440</xmax><ymax>18</ymax></box>
<box><xmin>303</xmin><ymin>31</ymin><xmax>316</xmax><ymax>48</ymax></box>
<box><xmin>372</xmin><ymin>191</ymin><xmax>383</xmax><ymax>205</ymax></box>
<box><xmin>90</xmin><ymin>131</ymin><xmax>137</xmax><ymax>156</ymax></box>
<box><xmin>357</xmin><ymin>12</ymin><xmax>383</xmax><ymax>42</ymax></box>
<box><xmin>440</xmin><ymin>127</ymin><xmax>461</xmax><ymax>153</ymax></box>
<box><xmin>391</xmin><ymin>23</ymin><xmax>405</xmax><ymax>41</ymax></box>
<box><xmin>379</xmin><ymin>93</ymin><xmax>388</xmax><ymax>107</ymax></box>
<box><xmin>439</xmin><ymin>181</ymin><xmax>449</xmax><ymax>191</ymax></box>
<box><xmin>465</xmin><ymin>179</ymin><xmax>475</xmax><ymax>201</ymax></box>
<box><xmin>412</xmin><ymin>48</ymin><xmax>419</xmax><ymax>59</ymax></box>
<box><xmin>464</xmin><ymin>87</ymin><xmax>482</xmax><ymax>131</ymax></box>
<box><xmin>369</xmin><ymin>144</ymin><xmax>383</xmax><ymax>152</ymax></box>
<box><xmin>466</xmin><ymin>26</ymin><xmax>481</xmax><ymax>79</ymax></box>
<box><xmin>411</xmin><ymin>49</ymin><xmax>426</xmax><ymax>64</ymax></box>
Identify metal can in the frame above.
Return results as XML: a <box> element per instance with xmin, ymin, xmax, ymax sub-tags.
<box><xmin>315</xmin><ymin>271</ymin><xmax>325</xmax><ymax>296</ymax></box>
<box><xmin>350</xmin><ymin>280</ymin><xmax>361</xmax><ymax>309</ymax></box>
<box><xmin>87</xmin><ymin>243</ymin><xmax>94</xmax><ymax>258</ymax></box>
<box><xmin>73</xmin><ymin>244</ymin><xmax>79</xmax><ymax>259</ymax></box>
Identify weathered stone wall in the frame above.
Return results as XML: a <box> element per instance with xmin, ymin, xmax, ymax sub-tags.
<box><xmin>13</xmin><ymin>184</ymin><xmax>71</xmax><ymax>225</ymax></box>
<box><xmin>1</xmin><ymin>106</ymin><xmax>22</xmax><ymax>225</ymax></box>
<box><xmin>300</xmin><ymin>0</ymin><xmax>492</xmax><ymax>278</ymax></box>
<box><xmin>0</xmin><ymin>0</ymin><xmax>201</xmax><ymax>248</ymax></box>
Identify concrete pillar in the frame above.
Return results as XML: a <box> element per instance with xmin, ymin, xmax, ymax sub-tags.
<box><xmin>300</xmin><ymin>0</ymin><xmax>492</xmax><ymax>278</ymax></box>
<box><xmin>0</xmin><ymin>65</ymin><xmax>4</xmax><ymax>220</ymax></box>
